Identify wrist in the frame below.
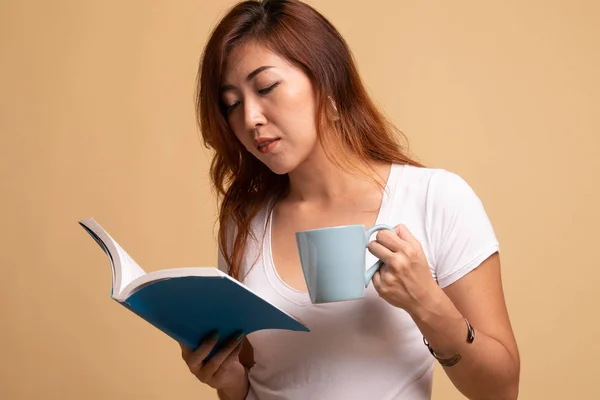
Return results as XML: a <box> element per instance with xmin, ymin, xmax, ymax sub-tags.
<box><xmin>217</xmin><ymin>367</ymin><xmax>249</xmax><ymax>400</ymax></box>
<box><xmin>406</xmin><ymin>283</ymin><xmax>448</xmax><ymax>323</ymax></box>
<box><xmin>407</xmin><ymin>287</ymin><xmax>467</xmax><ymax>359</ymax></box>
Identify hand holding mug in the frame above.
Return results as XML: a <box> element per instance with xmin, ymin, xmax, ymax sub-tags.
<box><xmin>367</xmin><ymin>224</ymin><xmax>440</xmax><ymax>312</ymax></box>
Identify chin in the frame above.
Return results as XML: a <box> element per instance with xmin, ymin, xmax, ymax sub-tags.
<box><xmin>261</xmin><ymin>157</ymin><xmax>299</xmax><ymax>176</ymax></box>
<box><xmin>266</xmin><ymin>163</ymin><xmax>294</xmax><ymax>176</ymax></box>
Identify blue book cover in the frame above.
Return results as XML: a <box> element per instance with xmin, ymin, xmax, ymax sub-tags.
<box><xmin>78</xmin><ymin>218</ymin><xmax>309</xmax><ymax>357</ymax></box>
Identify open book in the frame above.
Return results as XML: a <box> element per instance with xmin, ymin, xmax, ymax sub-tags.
<box><xmin>78</xmin><ymin>218</ymin><xmax>309</xmax><ymax>356</ymax></box>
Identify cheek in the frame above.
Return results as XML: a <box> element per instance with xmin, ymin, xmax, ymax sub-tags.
<box><xmin>228</xmin><ymin>119</ymin><xmax>252</xmax><ymax>149</ymax></box>
<box><xmin>285</xmin><ymin>85</ymin><xmax>316</xmax><ymax>117</ymax></box>
<box><xmin>275</xmin><ymin>88</ymin><xmax>318</xmax><ymax>137</ymax></box>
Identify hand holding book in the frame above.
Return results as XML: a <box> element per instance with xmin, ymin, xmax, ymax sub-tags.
<box><xmin>180</xmin><ymin>330</ymin><xmax>249</xmax><ymax>395</ymax></box>
<box><xmin>78</xmin><ymin>218</ymin><xmax>309</xmax><ymax>358</ymax></box>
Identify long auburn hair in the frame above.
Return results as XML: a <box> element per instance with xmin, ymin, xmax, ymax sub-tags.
<box><xmin>196</xmin><ymin>0</ymin><xmax>423</xmax><ymax>281</ymax></box>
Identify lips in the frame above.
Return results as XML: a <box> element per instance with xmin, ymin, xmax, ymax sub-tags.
<box><xmin>255</xmin><ymin>137</ymin><xmax>280</xmax><ymax>154</ymax></box>
<box><xmin>255</xmin><ymin>137</ymin><xmax>280</xmax><ymax>150</ymax></box>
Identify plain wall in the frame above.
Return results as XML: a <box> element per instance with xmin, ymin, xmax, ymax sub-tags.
<box><xmin>1</xmin><ymin>0</ymin><xmax>598</xmax><ymax>399</ymax></box>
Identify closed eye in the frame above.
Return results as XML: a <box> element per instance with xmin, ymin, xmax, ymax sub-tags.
<box><xmin>258</xmin><ymin>81</ymin><xmax>280</xmax><ymax>95</ymax></box>
<box><xmin>225</xmin><ymin>101</ymin><xmax>239</xmax><ymax>114</ymax></box>
<box><xmin>223</xmin><ymin>81</ymin><xmax>279</xmax><ymax>114</ymax></box>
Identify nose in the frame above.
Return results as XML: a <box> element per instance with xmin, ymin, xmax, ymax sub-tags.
<box><xmin>243</xmin><ymin>97</ymin><xmax>267</xmax><ymax>131</ymax></box>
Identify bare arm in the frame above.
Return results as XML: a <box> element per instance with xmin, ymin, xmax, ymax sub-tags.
<box><xmin>408</xmin><ymin>253</ymin><xmax>520</xmax><ymax>400</ymax></box>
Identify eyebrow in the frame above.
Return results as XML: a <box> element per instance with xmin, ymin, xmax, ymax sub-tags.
<box><xmin>220</xmin><ymin>65</ymin><xmax>275</xmax><ymax>93</ymax></box>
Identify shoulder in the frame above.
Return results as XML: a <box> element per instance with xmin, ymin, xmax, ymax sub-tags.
<box><xmin>401</xmin><ymin>165</ymin><xmax>489</xmax><ymax>232</ymax></box>
<box><xmin>426</xmin><ymin>168</ymin><xmax>482</xmax><ymax>211</ymax></box>
<box><xmin>393</xmin><ymin>164</ymin><xmax>481</xmax><ymax>210</ymax></box>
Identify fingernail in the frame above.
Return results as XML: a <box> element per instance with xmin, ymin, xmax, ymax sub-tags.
<box><xmin>207</xmin><ymin>330</ymin><xmax>219</xmax><ymax>340</ymax></box>
<box><xmin>235</xmin><ymin>331</ymin><xmax>245</xmax><ymax>340</ymax></box>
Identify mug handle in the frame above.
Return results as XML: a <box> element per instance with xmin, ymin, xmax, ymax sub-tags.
<box><xmin>364</xmin><ymin>224</ymin><xmax>396</xmax><ymax>288</ymax></box>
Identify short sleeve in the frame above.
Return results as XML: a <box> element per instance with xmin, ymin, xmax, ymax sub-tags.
<box><xmin>425</xmin><ymin>169</ymin><xmax>500</xmax><ymax>288</ymax></box>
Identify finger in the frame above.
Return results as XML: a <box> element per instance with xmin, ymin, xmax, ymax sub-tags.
<box><xmin>369</xmin><ymin>240</ymin><xmax>412</xmax><ymax>275</ymax></box>
<box><xmin>395</xmin><ymin>224</ymin><xmax>421</xmax><ymax>248</ymax></box>
<box><xmin>187</xmin><ymin>332</ymin><xmax>220</xmax><ymax>371</ymax></box>
<box><xmin>198</xmin><ymin>332</ymin><xmax>244</xmax><ymax>379</ymax></box>
<box><xmin>219</xmin><ymin>339</ymin><xmax>244</xmax><ymax>370</ymax></box>
<box><xmin>180</xmin><ymin>343</ymin><xmax>192</xmax><ymax>359</ymax></box>
<box><xmin>375</xmin><ymin>229</ymin><xmax>411</xmax><ymax>254</ymax></box>
<box><xmin>368</xmin><ymin>239</ymin><xmax>396</xmax><ymax>264</ymax></box>
<box><xmin>372</xmin><ymin>268</ymin><xmax>382</xmax><ymax>291</ymax></box>
<box><xmin>198</xmin><ymin>334</ymin><xmax>243</xmax><ymax>381</ymax></box>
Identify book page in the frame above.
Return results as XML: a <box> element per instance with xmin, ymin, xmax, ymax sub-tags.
<box><xmin>114</xmin><ymin>243</ymin><xmax>145</xmax><ymax>294</ymax></box>
<box><xmin>118</xmin><ymin>266</ymin><xmax>224</xmax><ymax>300</ymax></box>
<box><xmin>79</xmin><ymin>218</ymin><xmax>147</xmax><ymax>297</ymax></box>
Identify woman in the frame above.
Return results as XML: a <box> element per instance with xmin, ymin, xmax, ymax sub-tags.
<box><xmin>181</xmin><ymin>0</ymin><xmax>520</xmax><ymax>399</ymax></box>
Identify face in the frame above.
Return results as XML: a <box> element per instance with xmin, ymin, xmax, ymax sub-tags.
<box><xmin>221</xmin><ymin>42</ymin><xmax>320</xmax><ymax>175</ymax></box>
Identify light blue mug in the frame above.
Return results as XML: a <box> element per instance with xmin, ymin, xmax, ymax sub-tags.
<box><xmin>295</xmin><ymin>224</ymin><xmax>396</xmax><ymax>304</ymax></box>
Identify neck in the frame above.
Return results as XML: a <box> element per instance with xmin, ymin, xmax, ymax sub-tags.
<box><xmin>286</xmin><ymin>145</ymin><xmax>391</xmax><ymax>204</ymax></box>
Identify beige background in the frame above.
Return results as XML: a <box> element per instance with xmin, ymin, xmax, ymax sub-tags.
<box><xmin>1</xmin><ymin>0</ymin><xmax>598</xmax><ymax>399</ymax></box>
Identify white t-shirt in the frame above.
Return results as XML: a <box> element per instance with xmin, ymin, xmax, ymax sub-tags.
<box><xmin>218</xmin><ymin>164</ymin><xmax>499</xmax><ymax>400</ymax></box>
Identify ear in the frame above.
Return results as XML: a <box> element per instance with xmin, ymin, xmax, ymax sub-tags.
<box><xmin>327</xmin><ymin>96</ymin><xmax>340</xmax><ymax>121</ymax></box>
